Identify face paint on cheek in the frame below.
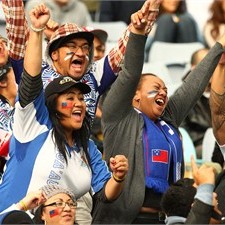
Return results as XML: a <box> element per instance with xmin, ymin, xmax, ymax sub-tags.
<box><xmin>85</xmin><ymin>55</ymin><xmax>89</xmax><ymax>62</ymax></box>
<box><xmin>64</xmin><ymin>52</ymin><xmax>74</xmax><ymax>61</ymax></box>
<box><xmin>49</xmin><ymin>209</ymin><xmax>59</xmax><ymax>218</ymax></box>
<box><xmin>62</xmin><ymin>101</ymin><xmax>73</xmax><ymax>108</ymax></box>
<box><xmin>147</xmin><ymin>90</ymin><xmax>158</xmax><ymax>98</ymax></box>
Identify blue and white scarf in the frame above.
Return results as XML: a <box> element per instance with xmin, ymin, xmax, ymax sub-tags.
<box><xmin>142</xmin><ymin>113</ymin><xmax>183</xmax><ymax>193</ymax></box>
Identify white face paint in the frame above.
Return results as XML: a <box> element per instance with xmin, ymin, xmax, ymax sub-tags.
<box><xmin>85</xmin><ymin>55</ymin><xmax>89</xmax><ymax>62</ymax></box>
<box><xmin>147</xmin><ymin>90</ymin><xmax>158</xmax><ymax>98</ymax></box>
<box><xmin>64</xmin><ymin>52</ymin><xmax>74</xmax><ymax>61</ymax></box>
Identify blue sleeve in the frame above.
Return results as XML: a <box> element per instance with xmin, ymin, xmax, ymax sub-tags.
<box><xmin>9</xmin><ymin>57</ymin><xmax>24</xmax><ymax>85</ymax></box>
<box><xmin>0</xmin><ymin>212</ymin><xmax>7</xmax><ymax>223</ymax></box>
<box><xmin>194</xmin><ymin>183</ymin><xmax>214</xmax><ymax>206</ymax></box>
<box><xmin>88</xmin><ymin>139</ymin><xmax>111</xmax><ymax>193</ymax></box>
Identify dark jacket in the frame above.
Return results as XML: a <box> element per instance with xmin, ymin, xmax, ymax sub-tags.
<box><xmin>92</xmin><ymin>32</ymin><xmax>224</xmax><ymax>223</ymax></box>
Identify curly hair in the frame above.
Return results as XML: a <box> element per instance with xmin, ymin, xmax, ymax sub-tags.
<box><xmin>161</xmin><ymin>178</ymin><xmax>196</xmax><ymax>217</ymax></box>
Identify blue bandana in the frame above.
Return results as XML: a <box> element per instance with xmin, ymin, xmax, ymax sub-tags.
<box><xmin>142</xmin><ymin>113</ymin><xmax>183</xmax><ymax>193</ymax></box>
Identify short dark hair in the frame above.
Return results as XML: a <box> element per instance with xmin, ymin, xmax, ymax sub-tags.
<box><xmin>161</xmin><ymin>178</ymin><xmax>196</xmax><ymax>217</ymax></box>
<box><xmin>190</xmin><ymin>48</ymin><xmax>209</xmax><ymax>66</ymax></box>
<box><xmin>0</xmin><ymin>61</ymin><xmax>11</xmax><ymax>82</ymax></box>
<box><xmin>136</xmin><ymin>73</ymin><xmax>157</xmax><ymax>90</ymax></box>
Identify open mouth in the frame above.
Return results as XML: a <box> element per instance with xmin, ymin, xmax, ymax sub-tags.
<box><xmin>72</xmin><ymin>59</ymin><xmax>83</xmax><ymax>65</ymax></box>
<box><xmin>72</xmin><ymin>110</ymin><xmax>82</xmax><ymax>117</ymax></box>
<box><xmin>155</xmin><ymin>98</ymin><xmax>165</xmax><ymax>106</ymax></box>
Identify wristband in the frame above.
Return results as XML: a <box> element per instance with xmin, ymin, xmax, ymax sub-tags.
<box><xmin>19</xmin><ymin>200</ymin><xmax>28</xmax><ymax>211</ymax></box>
<box><xmin>113</xmin><ymin>174</ymin><xmax>125</xmax><ymax>183</ymax></box>
<box><xmin>30</xmin><ymin>25</ymin><xmax>45</xmax><ymax>32</ymax></box>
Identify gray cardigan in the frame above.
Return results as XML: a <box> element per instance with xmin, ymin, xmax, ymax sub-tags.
<box><xmin>92</xmin><ymin>31</ymin><xmax>224</xmax><ymax>224</ymax></box>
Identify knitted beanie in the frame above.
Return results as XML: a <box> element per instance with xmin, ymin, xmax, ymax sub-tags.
<box><xmin>40</xmin><ymin>184</ymin><xmax>76</xmax><ymax>201</ymax></box>
<box><xmin>32</xmin><ymin>184</ymin><xmax>76</xmax><ymax>215</ymax></box>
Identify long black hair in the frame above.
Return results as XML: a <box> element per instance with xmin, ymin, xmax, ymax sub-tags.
<box><xmin>32</xmin><ymin>205</ymin><xmax>44</xmax><ymax>224</ymax></box>
<box><xmin>45</xmin><ymin>93</ymin><xmax>91</xmax><ymax>166</ymax></box>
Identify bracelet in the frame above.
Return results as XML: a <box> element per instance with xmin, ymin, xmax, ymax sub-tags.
<box><xmin>30</xmin><ymin>25</ymin><xmax>46</xmax><ymax>32</ymax></box>
<box><xmin>19</xmin><ymin>200</ymin><xmax>28</xmax><ymax>211</ymax></box>
<box><xmin>112</xmin><ymin>174</ymin><xmax>125</xmax><ymax>183</ymax></box>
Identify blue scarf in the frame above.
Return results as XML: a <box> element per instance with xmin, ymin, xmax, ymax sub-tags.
<box><xmin>142</xmin><ymin>113</ymin><xmax>183</xmax><ymax>193</ymax></box>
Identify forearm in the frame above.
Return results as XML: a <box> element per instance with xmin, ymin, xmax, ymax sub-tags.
<box><xmin>104</xmin><ymin>176</ymin><xmax>125</xmax><ymax>201</ymax></box>
<box><xmin>24</xmin><ymin>29</ymin><xmax>43</xmax><ymax>77</ymax></box>
<box><xmin>107</xmin><ymin>25</ymin><xmax>131</xmax><ymax>74</ymax></box>
<box><xmin>103</xmin><ymin>33</ymin><xmax>147</xmax><ymax>123</ymax></box>
<box><xmin>107</xmin><ymin>13</ymin><xmax>157</xmax><ymax>73</ymax></box>
<box><xmin>165</xmin><ymin>42</ymin><xmax>224</xmax><ymax>126</ymax></box>
<box><xmin>19</xmin><ymin>70</ymin><xmax>43</xmax><ymax>107</ymax></box>
<box><xmin>210</xmin><ymin>64</ymin><xmax>225</xmax><ymax>144</ymax></box>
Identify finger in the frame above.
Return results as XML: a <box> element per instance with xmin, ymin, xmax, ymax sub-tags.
<box><xmin>131</xmin><ymin>13</ymin><xmax>137</xmax><ymax>25</ymax></box>
<box><xmin>109</xmin><ymin>157</ymin><xmax>116</xmax><ymax>165</ymax></box>
<box><xmin>132</xmin><ymin>13</ymin><xmax>141</xmax><ymax>26</ymax></box>
<box><xmin>113</xmin><ymin>161</ymin><xmax>128</xmax><ymax>171</ymax></box>
<box><xmin>150</xmin><ymin>0</ymin><xmax>162</xmax><ymax>10</ymax></box>
<box><xmin>191</xmin><ymin>155</ymin><xmax>198</xmax><ymax>174</ymax></box>
<box><xmin>141</xmin><ymin>0</ymin><xmax>151</xmax><ymax>14</ymax></box>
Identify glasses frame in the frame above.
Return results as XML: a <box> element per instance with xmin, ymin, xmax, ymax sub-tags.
<box><xmin>43</xmin><ymin>201</ymin><xmax>77</xmax><ymax>209</ymax></box>
<box><xmin>61</xmin><ymin>43</ymin><xmax>91</xmax><ymax>54</ymax></box>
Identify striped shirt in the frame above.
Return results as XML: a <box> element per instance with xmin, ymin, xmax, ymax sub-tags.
<box><xmin>2</xmin><ymin>0</ymin><xmax>131</xmax><ymax>121</ymax></box>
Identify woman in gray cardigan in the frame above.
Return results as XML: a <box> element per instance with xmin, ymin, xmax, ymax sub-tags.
<box><xmin>92</xmin><ymin>5</ymin><xmax>225</xmax><ymax>225</ymax></box>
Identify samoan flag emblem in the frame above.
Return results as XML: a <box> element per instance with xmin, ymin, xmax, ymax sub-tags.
<box><xmin>152</xmin><ymin>149</ymin><xmax>168</xmax><ymax>164</ymax></box>
<box><xmin>49</xmin><ymin>209</ymin><xmax>59</xmax><ymax>218</ymax></box>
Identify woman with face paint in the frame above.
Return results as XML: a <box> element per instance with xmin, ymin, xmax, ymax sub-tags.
<box><xmin>92</xmin><ymin>3</ymin><xmax>225</xmax><ymax>225</ymax></box>
<box><xmin>1</xmin><ymin>185</ymin><xmax>77</xmax><ymax>225</ymax></box>
<box><xmin>0</xmin><ymin>3</ymin><xmax>129</xmax><ymax>222</ymax></box>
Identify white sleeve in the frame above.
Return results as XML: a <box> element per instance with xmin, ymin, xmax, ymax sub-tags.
<box><xmin>218</xmin><ymin>142</ymin><xmax>225</xmax><ymax>161</ymax></box>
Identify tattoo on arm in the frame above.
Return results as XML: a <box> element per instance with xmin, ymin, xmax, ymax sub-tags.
<box><xmin>210</xmin><ymin>88</ymin><xmax>225</xmax><ymax>130</ymax></box>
